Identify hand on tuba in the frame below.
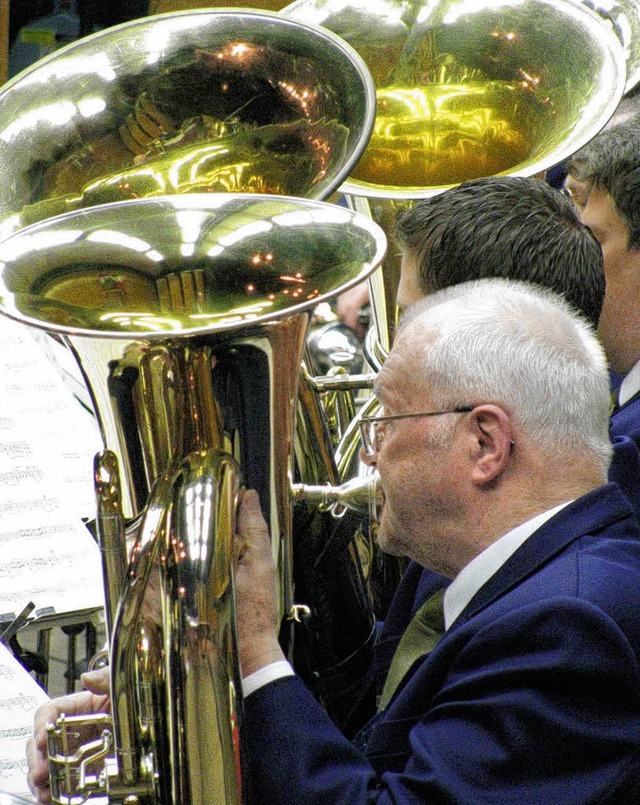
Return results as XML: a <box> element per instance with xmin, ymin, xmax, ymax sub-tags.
<box><xmin>234</xmin><ymin>490</ymin><xmax>286</xmax><ymax>679</ymax></box>
<box><xmin>26</xmin><ymin>667</ymin><xmax>111</xmax><ymax>804</ymax></box>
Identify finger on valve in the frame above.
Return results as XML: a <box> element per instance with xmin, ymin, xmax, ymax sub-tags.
<box><xmin>26</xmin><ymin>672</ymin><xmax>112</xmax><ymax>803</ymax></box>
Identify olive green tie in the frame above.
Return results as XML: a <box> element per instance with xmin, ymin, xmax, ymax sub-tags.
<box><xmin>610</xmin><ymin>388</ymin><xmax>619</xmax><ymax>416</ymax></box>
<box><xmin>377</xmin><ymin>587</ymin><xmax>446</xmax><ymax>711</ymax></box>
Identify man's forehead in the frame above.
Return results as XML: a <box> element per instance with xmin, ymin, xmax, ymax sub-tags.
<box><xmin>375</xmin><ymin>328</ymin><xmax>430</xmax><ymax>399</ymax></box>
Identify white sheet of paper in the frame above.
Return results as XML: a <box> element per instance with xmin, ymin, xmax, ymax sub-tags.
<box><xmin>0</xmin><ymin>315</ymin><xmax>106</xmax><ymax>800</ymax></box>
<box><xmin>0</xmin><ymin>316</ymin><xmax>105</xmax><ymax>618</ymax></box>
<box><xmin>0</xmin><ymin>641</ymin><xmax>49</xmax><ymax>800</ymax></box>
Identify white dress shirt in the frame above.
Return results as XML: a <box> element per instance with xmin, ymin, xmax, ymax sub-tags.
<box><xmin>618</xmin><ymin>359</ymin><xmax>640</xmax><ymax>407</ymax></box>
<box><xmin>443</xmin><ymin>501</ymin><xmax>572</xmax><ymax>629</ymax></box>
<box><xmin>243</xmin><ymin>500</ymin><xmax>573</xmax><ymax>697</ymax></box>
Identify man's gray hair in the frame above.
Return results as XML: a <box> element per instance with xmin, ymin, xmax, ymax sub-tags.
<box><xmin>399</xmin><ymin>278</ymin><xmax>612</xmax><ymax>469</ymax></box>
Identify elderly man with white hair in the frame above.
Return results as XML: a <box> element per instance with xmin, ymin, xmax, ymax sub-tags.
<box><xmin>233</xmin><ymin>278</ymin><xmax>640</xmax><ymax>804</ymax></box>
<box><xmin>28</xmin><ymin>278</ymin><xmax>640</xmax><ymax>804</ymax></box>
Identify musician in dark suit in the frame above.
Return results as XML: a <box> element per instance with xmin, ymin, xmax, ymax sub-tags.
<box><xmin>365</xmin><ymin>175</ymin><xmax>640</xmax><ymax>744</ymax></box>
<box><xmin>235</xmin><ymin>279</ymin><xmax>640</xmax><ymax>804</ymax></box>
<box><xmin>565</xmin><ymin>119</ymin><xmax>640</xmax><ymax>487</ymax></box>
<box><xmin>356</xmin><ymin>171</ymin><xmax>640</xmax><ymax>743</ymax></box>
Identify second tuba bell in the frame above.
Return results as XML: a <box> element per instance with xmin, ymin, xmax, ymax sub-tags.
<box><xmin>281</xmin><ymin>0</ymin><xmax>628</xmax><ymax>354</ymax></box>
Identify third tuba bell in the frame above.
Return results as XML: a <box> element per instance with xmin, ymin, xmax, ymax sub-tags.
<box><xmin>281</xmin><ymin>0</ymin><xmax>629</xmax><ymax>354</ymax></box>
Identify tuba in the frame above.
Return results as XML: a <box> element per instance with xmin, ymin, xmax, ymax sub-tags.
<box><xmin>281</xmin><ymin>0</ymin><xmax>629</xmax><ymax>359</ymax></box>
<box><xmin>0</xmin><ymin>9</ymin><xmax>385</xmax><ymax>803</ymax></box>
<box><xmin>0</xmin><ymin>8</ymin><xmax>375</xmax><ymax>238</ymax></box>
<box><xmin>0</xmin><ymin>193</ymin><xmax>386</xmax><ymax>804</ymax></box>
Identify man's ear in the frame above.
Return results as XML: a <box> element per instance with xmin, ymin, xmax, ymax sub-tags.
<box><xmin>468</xmin><ymin>405</ymin><xmax>514</xmax><ymax>486</ymax></box>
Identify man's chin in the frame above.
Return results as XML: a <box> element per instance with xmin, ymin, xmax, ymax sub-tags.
<box><xmin>377</xmin><ymin>539</ymin><xmax>405</xmax><ymax>558</ymax></box>
<box><xmin>375</xmin><ymin>515</ymin><xmax>405</xmax><ymax>557</ymax></box>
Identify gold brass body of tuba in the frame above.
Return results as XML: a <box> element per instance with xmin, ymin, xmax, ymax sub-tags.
<box><xmin>0</xmin><ymin>0</ymin><xmax>385</xmax><ymax>703</ymax></box>
<box><xmin>281</xmin><ymin>0</ymin><xmax>629</xmax><ymax>359</ymax></box>
<box><xmin>0</xmin><ymin>9</ymin><xmax>385</xmax><ymax>804</ymax></box>
<box><xmin>0</xmin><ymin>194</ymin><xmax>387</xmax><ymax>804</ymax></box>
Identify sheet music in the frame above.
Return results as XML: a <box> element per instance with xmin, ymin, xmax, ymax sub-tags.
<box><xmin>0</xmin><ymin>315</ymin><xmax>105</xmax><ymax>618</ymax></box>
<box><xmin>0</xmin><ymin>641</ymin><xmax>49</xmax><ymax>800</ymax></box>
<box><xmin>0</xmin><ymin>314</ymin><xmax>107</xmax><ymax>799</ymax></box>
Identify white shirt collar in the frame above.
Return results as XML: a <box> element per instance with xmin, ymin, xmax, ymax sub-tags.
<box><xmin>618</xmin><ymin>358</ymin><xmax>640</xmax><ymax>407</ymax></box>
<box><xmin>443</xmin><ymin>500</ymin><xmax>573</xmax><ymax>630</ymax></box>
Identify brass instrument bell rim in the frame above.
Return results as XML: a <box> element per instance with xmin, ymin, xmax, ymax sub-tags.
<box><xmin>363</xmin><ymin>324</ymin><xmax>387</xmax><ymax>373</ymax></box>
<box><xmin>0</xmin><ymin>6</ymin><xmax>374</xmax><ymax>101</ymax></box>
<box><xmin>0</xmin><ymin>6</ymin><xmax>378</xmax><ymax>232</ymax></box>
<box><xmin>599</xmin><ymin>0</ymin><xmax>640</xmax><ymax>94</ymax></box>
<box><xmin>282</xmin><ymin>0</ymin><xmax>628</xmax><ymax>201</ymax></box>
<box><xmin>626</xmin><ymin>68</ymin><xmax>640</xmax><ymax>95</ymax></box>
<box><xmin>0</xmin><ymin>192</ymin><xmax>388</xmax><ymax>341</ymax></box>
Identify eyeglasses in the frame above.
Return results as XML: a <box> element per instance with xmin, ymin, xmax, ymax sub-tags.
<box><xmin>359</xmin><ymin>406</ymin><xmax>475</xmax><ymax>456</ymax></box>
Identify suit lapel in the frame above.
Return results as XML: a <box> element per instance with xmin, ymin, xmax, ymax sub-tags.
<box><xmin>452</xmin><ymin>484</ymin><xmax>629</xmax><ymax>628</ymax></box>
<box><xmin>613</xmin><ymin>387</ymin><xmax>640</xmax><ymax>416</ymax></box>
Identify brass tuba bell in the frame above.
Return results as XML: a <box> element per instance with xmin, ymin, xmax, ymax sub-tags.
<box><xmin>0</xmin><ymin>8</ymin><xmax>376</xmax><ymax>241</ymax></box>
<box><xmin>281</xmin><ymin>0</ymin><xmax>628</xmax><ymax>355</ymax></box>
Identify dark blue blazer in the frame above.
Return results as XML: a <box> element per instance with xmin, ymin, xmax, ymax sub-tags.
<box><xmin>610</xmin><ymin>390</ymin><xmax>640</xmax><ymax>446</ymax></box>
<box><xmin>609</xmin><ymin>384</ymin><xmax>640</xmax><ymax>518</ymax></box>
<box><xmin>243</xmin><ymin>484</ymin><xmax>640</xmax><ymax>804</ymax></box>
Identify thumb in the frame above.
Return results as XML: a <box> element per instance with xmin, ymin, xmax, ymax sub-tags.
<box><xmin>80</xmin><ymin>665</ymin><xmax>111</xmax><ymax>695</ymax></box>
<box><xmin>238</xmin><ymin>489</ymin><xmax>269</xmax><ymax>541</ymax></box>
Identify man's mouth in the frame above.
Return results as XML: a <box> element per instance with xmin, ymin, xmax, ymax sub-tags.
<box><xmin>373</xmin><ymin>479</ymin><xmax>385</xmax><ymax>522</ymax></box>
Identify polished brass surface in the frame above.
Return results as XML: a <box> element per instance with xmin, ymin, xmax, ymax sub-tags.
<box><xmin>348</xmin><ymin>194</ymin><xmax>409</xmax><ymax>355</ymax></box>
<box><xmin>292</xmin><ymin>473</ymin><xmax>381</xmax><ymax>518</ymax></box>
<box><xmin>47</xmin><ymin>713</ymin><xmax>115</xmax><ymax>801</ymax></box>
<box><xmin>282</xmin><ymin>0</ymin><xmax>628</xmax><ymax>364</ymax></box>
<box><xmin>282</xmin><ymin>0</ymin><xmax>627</xmax><ymax>199</ymax></box>
<box><xmin>150</xmin><ymin>1</ymin><xmax>289</xmax><ymax>11</ymax></box>
<box><xmin>0</xmin><ymin>195</ymin><xmax>385</xmax><ymax>340</ymax></box>
<box><xmin>582</xmin><ymin>0</ymin><xmax>640</xmax><ymax>93</ymax></box>
<box><xmin>0</xmin><ymin>194</ymin><xmax>386</xmax><ymax>804</ymax></box>
<box><xmin>0</xmin><ymin>9</ymin><xmax>375</xmax><ymax>241</ymax></box>
<box><xmin>618</xmin><ymin>0</ymin><xmax>640</xmax><ymax>92</ymax></box>
<box><xmin>107</xmin><ymin>450</ymin><xmax>244</xmax><ymax>804</ymax></box>
<box><xmin>94</xmin><ymin>451</ymin><xmax>129</xmax><ymax>641</ymax></box>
